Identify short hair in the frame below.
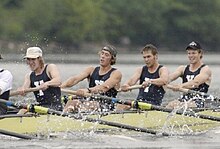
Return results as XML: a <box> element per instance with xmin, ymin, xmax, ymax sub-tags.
<box><xmin>141</xmin><ymin>44</ymin><xmax>158</xmax><ymax>55</ymax></box>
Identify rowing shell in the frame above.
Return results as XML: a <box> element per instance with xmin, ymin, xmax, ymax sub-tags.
<box><xmin>0</xmin><ymin>110</ymin><xmax>220</xmax><ymax>135</ymax></box>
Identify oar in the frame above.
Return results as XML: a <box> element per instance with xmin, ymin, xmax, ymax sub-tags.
<box><xmin>167</xmin><ymin>84</ymin><xmax>220</xmax><ymax>102</ymax></box>
<box><xmin>61</xmin><ymin>89</ymin><xmax>220</xmax><ymax>122</ymax></box>
<box><xmin>0</xmin><ymin>129</ymin><xmax>36</xmax><ymax>139</ymax></box>
<box><xmin>0</xmin><ymin>99</ymin><xmax>170</xmax><ymax>136</ymax></box>
<box><xmin>117</xmin><ymin>84</ymin><xmax>142</xmax><ymax>92</ymax></box>
<box><xmin>10</xmin><ymin>87</ymin><xmax>41</xmax><ymax>96</ymax></box>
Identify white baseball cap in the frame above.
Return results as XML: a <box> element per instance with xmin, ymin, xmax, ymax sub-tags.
<box><xmin>24</xmin><ymin>47</ymin><xmax>43</xmax><ymax>59</ymax></box>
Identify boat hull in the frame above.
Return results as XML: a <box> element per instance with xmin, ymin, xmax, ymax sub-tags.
<box><xmin>0</xmin><ymin>110</ymin><xmax>220</xmax><ymax>135</ymax></box>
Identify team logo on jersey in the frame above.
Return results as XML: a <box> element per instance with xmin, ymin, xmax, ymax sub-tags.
<box><xmin>186</xmin><ymin>75</ymin><xmax>195</xmax><ymax>81</ymax></box>
<box><xmin>34</xmin><ymin>80</ymin><xmax>44</xmax><ymax>96</ymax></box>
<box><xmin>95</xmin><ymin>80</ymin><xmax>104</xmax><ymax>86</ymax></box>
<box><xmin>144</xmin><ymin>77</ymin><xmax>151</xmax><ymax>92</ymax></box>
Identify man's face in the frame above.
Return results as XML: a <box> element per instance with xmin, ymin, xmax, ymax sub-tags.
<box><xmin>187</xmin><ymin>49</ymin><xmax>202</xmax><ymax>64</ymax></box>
<box><xmin>26</xmin><ymin>57</ymin><xmax>40</xmax><ymax>71</ymax></box>
<box><xmin>142</xmin><ymin>51</ymin><xmax>157</xmax><ymax>68</ymax></box>
<box><xmin>99</xmin><ymin>50</ymin><xmax>112</xmax><ymax>66</ymax></box>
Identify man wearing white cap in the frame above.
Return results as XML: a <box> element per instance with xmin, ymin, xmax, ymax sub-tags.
<box><xmin>0</xmin><ymin>54</ymin><xmax>13</xmax><ymax>114</ymax></box>
<box><xmin>17</xmin><ymin>47</ymin><xmax>63</xmax><ymax>112</ymax></box>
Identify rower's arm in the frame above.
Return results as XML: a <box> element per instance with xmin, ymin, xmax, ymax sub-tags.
<box><xmin>89</xmin><ymin>70</ymin><xmax>122</xmax><ymax>93</ymax></box>
<box><xmin>45</xmin><ymin>64</ymin><xmax>61</xmax><ymax>87</ymax></box>
<box><xmin>119</xmin><ymin>67</ymin><xmax>142</xmax><ymax>92</ymax></box>
<box><xmin>61</xmin><ymin>66</ymin><xmax>94</xmax><ymax>88</ymax></box>
<box><xmin>124</xmin><ymin>67</ymin><xmax>142</xmax><ymax>86</ymax></box>
<box><xmin>169</xmin><ymin>65</ymin><xmax>185</xmax><ymax>82</ymax></box>
<box><xmin>181</xmin><ymin>65</ymin><xmax>212</xmax><ymax>89</ymax></box>
<box><xmin>22</xmin><ymin>73</ymin><xmax>31</xmax><ymax>89</ymax></box>
<box><xmin>151</xmin><ymin>66</ymin><xmax>169</xmax><ymax>86</ymax></box>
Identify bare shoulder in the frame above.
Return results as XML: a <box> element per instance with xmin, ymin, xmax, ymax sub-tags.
<box><xmin>176</xmin><ymin>65</ymin><xmax>186</xmax><ymax>70</ymax></box>
<box><xmin>136</xmin><ymin>67</ymin><xmax>143</xmax><ymax>73</ymax></box>
<box><xmin>160</xmin><ymin>65</ymin><xmax>169</xmax><ymax>71</ymax></box>
<box><xmin>47</xmin><ymin>63</ymin><xmax>58</xmax><ymax>70</ymax></box>
<box><xmin>111</xmin><ymin>69</ymin><xmax>122</xmax><ymax>77</ymax></box>
<box><xmin>201</xmin><ymin>65</ymin><xmax>212</xmax><ymax>74</ymax></box>
<box><xmin>84</xmin><ymin>66</ymin><xmax>95</xmax><ymax>73</ymax></box>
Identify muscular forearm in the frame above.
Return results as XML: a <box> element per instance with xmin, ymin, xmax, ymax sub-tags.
<box><xmin>151</xmin><ymin>78</ymin><xmax>168</xmax><ymax>86</ymax></box>
<box><xmin>181</xmin><ymin>80</ymin><xmax>200</xmax><ymax>89</ymax></box>
<box><xmin>45</xmin><ymin>78</ymin><xmax>61</xmax><ymax>87</ymax></box>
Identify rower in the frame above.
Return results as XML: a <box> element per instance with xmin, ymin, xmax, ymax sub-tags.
<box><xmin>0</xmin><ymin>54</ymin><xmax>13</xmax><ymax>115</ymax></box>
<box><xmin>61</xmin><ymin>45</ymin><xmax>122</xmax><ymax>113</ymax></box>
<box><xmin>166</xmin><ymin>41</ymin><xmax>212</xmax><ymax>109</ymax></box>
<box><xmin>120</xmin><ymin>44</ymin><xmax>169</xmax><ymax>109</ymax></box>
<box><xmin>17</xmin><ymin>47</ymin><xmax>63</xmax><ymax>113</ymax></box>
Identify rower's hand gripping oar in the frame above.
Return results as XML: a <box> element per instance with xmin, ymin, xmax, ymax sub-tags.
<box><xmin>10</xmin><ymin>87</ymin><xmax>41</xmax><ymax>97</ymax></box>
<box><xmin>167</xmin><ymin>84</ymin><xmax>220</xmax><ymax>102</ymax></box>
<box><xmin>61</xmin><ymin>89</ymin><xmax>220</xmax><ymax>122</ymax></box>
<box><xmin>0</xmin><ymin>98</ymin><xmax>170</xmax><ymax>136</ymax></box>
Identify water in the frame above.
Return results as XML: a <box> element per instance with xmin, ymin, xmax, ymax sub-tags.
<box><xmin>1</xmin><ymin>56</ymin><xmax>220</xmax><ymax>148</ymax></box>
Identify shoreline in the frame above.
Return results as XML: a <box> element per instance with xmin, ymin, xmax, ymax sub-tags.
<box><xmin>1</xmin><ymin>53</ymin><xmax>220</xmax><ymax>65</ymax></box>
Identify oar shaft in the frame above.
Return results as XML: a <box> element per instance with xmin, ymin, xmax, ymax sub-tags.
<box><xmin>0</xmin><ymin>129</ymin><xmax>35</xmax><ymax>139</ymax></box>
<box><xmin>0</xmin><ymin>99</ymin><xmax>27</xmax><ymax>109</ymax></box>
<box><xmin>10</xmin><ymin>87</ymin><xmax>40</xmax><ymax>96</ymax></box>
<box><xmin>117</xmin><ymin>85</ymin><xmax>142</xmax><ymax>92</ymax></box>
<box><xmin>84</xmin><ymin>117</ymin><xmax>170</xmax><ymax>136</ymax></box>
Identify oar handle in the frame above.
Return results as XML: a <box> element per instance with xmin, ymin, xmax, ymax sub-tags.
<box><xmin>167</xmin><ymin>84</ymin><xmax>189</xmax><ymax>93</ymax></box>
<box><xmin>61</xmin><ymin>89</ymin><xmax>92</xmax><ymax>97</ymax></box>
<box><xmin>10</xmin><ymin>87</ymin><xmax>41</xmax><ymax>96</ymax></box>
<box><xmin>118</xmin><ymin>84</ymin><xmax>142</xmax><ymax>92</ymax></box>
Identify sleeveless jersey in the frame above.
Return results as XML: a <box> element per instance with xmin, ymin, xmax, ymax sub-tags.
<box><xmin>137</xmin><ymin>65</ymin><xmax>165</xmax><ymax>106</ymax></box>
<box><xmin>182</xmin><ymin>64</ymin><xmax>209</xmax><ymax>93</ymax></box>
<box><xmin>180</xmin><ymin>64</ymin><xmax>209</xmax><ymax>107</ymax></box>
<box><xmin>89</xmin><ymin>67</ymin><xmax>118</xmax><ymax>97</ymax></box>
<box><xmin>89</xmin><ymin>67</ymin><xmax>118</xmax><ymax>110</ymax></box>
<box><xmin>30</xmin><ymin>65</ymin><xmax>62</xmax><ymax>111</ymax></box>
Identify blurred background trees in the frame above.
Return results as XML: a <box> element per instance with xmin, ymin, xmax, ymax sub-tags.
<box><xmin>0</xmin><ymin>0</ymin><xmax>220</xmax><ymax>53</ymax></box>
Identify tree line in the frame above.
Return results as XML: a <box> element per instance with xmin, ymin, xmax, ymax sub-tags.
<box><xmin>0</xmin><ymin>0</ymin><xmax>220</xmax><ymax>53</ymax></box>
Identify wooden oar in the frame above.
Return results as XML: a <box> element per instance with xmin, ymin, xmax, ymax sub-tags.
<box><xmin>0</xmin><ymin>98</ymin><xmax>170</xmax><ymax>136</ymax></box>
<box><xmin>61</xmin><ymin>89</ymin><xmax>220</xmax><ymax>122</ymax></box>
<box><xmin>10</xmin><ymin>87</ymin><xmax>41</xmax><ymax>96</ymax></box>
<box><xmin>117</xmin><ymin>84</ymin><xmax>142</xmax><ymax>92</ymax></box>
<box><xmin>167</xmin><ymin>84</ymin><xmax>220</xmax><ymax>102</ymax></box>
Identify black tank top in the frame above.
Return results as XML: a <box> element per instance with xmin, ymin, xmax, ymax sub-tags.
<box><xmin>137</xmin><ymin>65</ymin><xmax>165</xmax><ymax>106</ymax></box>
<box><xmin>89</xmin><ymin>67</ymin><xmax>118</xmax><ymax>97</ymax></box>
<box><xmin>182</xmin><ymin>64</ymin><xmax>209</xmax><ymax>93</ymax></box>
<box><xmin>30</xmin><ymin>65</ymin><xmax>62</xmax><ymax>111</ymax></box>
<box><xmin>89</xmin><ymin>67</ymin><xmax>118</xmax><ymax>110</ymax></box>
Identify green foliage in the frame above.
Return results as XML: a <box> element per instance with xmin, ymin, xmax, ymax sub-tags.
<box><xmin>1</xmin><ymin>0</ymin><xmax>220</xmax><ymax>52</ymax></box>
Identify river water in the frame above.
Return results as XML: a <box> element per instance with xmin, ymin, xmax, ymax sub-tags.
<box><xmin>0</xmin><ymin>54</ymin><xmax>220</xmax><ymax>148</ymax></box>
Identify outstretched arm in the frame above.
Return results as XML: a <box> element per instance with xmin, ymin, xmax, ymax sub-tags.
<box><xmin>148</xmin><ymin>66</ymin><xmax>169</xmax><ymax>87</ymax></box>
<box><xmin>121</xmin><ymin>67</ymin><xmax>142</xmax><ymax>92</ymax></box>
<box><xmin>181</xmin><ymin>65</ymin><xmax>212</xmax><ymax>89</ymax></box>
<box><xmin>45</xmin><ymin>64</ymin><xmax>62</xmax><ymax>87</ymax></box>
<box><xmin>89</xmin><ymin>69</ymin><xmax>122</xmax><ymax>93</ymax></box>
<box><xmin>169</xmin><ymin>65</ymin><xmax>185</xmax><ymax>83</ymax></box>
<box><xmin>61</xmin><ymin>66</ymin><xmax>94</xmax><ymax>88</ymax></box>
